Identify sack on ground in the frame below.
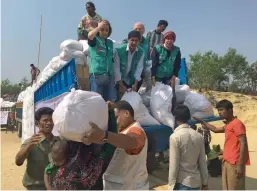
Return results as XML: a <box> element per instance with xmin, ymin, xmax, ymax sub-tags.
<box><xmin>184</xmin><ymin>91</ymin><xmax>214</xmax><ymax>118</ymax></box>
<box><xmin>60</xmin><ymin>39</ymin><xmax>83</xmax><ymax>51</ymax></box>
<box><xmin>121</xmin><ymin>92</ymin><xmax>160</xmax><ymax>126</ymax></box>
<box><xmin>150</xmin><ymin>82</ymin><xmax>175</xmax><ymax>129</ymax></box>
<box><xmin>53</xmin><ymin>89</ymin><xmax>108</xmax><ymax>142</ymax></box>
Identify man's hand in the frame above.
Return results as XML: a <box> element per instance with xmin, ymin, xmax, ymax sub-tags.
<box><xmin>27</xmin><ymin>134</ymin><xmax>42</xmax><ymax>149</ymax></box>
<box><xmin>106</xmin><ymin>101</ymin><xmax>115</xmax><ymax>110</ymax></box>
<box><xmin>81</xmin><ymin>122</ymin><xmax>105</xmax><ymax>145</ymax></box>
<box><xmin>170</xmin><ymin>76</ymin><xmax>176</xmax><ymax>89</ymax></box>
<box><xmin>236</xmin><ymin>164</ymin><xmax>244</xmax><ymax>178</ymax></box>
<box><xmin>201</xmin><ymin>185</ymin><xmax>208</xmax><ymax>190</ymax></box>
<box><xmin>192</xmin><ymin>116</ymin><xmax>204</xmax><ymax>123</ymax></box>
<box><xmin>98</xmin><ymin>20</ymin><xmax>109</xmax><ymax>29</ymax></box>
<box><xmin>119</xmin><ymin>82</ymin><xmax>127</xmax><ymax>94</ymax></box>
<box><xmin>132</xmin><ymin>84</ymin><xmax>138</xmax><ymax>92</ymax></box>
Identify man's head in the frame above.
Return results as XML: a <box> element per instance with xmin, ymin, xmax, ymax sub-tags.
<box><xmin>128</xmin><ymin>30</ymin><xmax>141</xmax><ymax>51</ymax></box>
<box><xmin>133</xmin><ymin>22</ymin><xmax>145</xmax><ymax>36</ymax></box>
<box><xmin>30</xmin><ymin>64</ymin><xmax>34</xmax><ymax>68</ymax></box>
<box><xmin>216</xmin><ymin>99</ymin><xmax>233</xmax><ymax>120</ymax></box>
<box><xmin>51</xmin><ymin>139</ymin><xmax>68</xmax><ymax>166</ymax></box>
<box><xmin>114</xmin><ymin>100</ymin><xmax>134</xmax><ymax>131</ymax></box>
<box><xmin>86</xmin><ymin>1</ymin><xmax>96</xmax><ymax>15</ymax></box>
<box><xmin>35</xmin><ymin>107</ymin><xmax>54</xmax><ymax>135</ymax></box>
<box><xmin>174</xmin><ymin>105</ymin><xmax>191</xmax><ymax>124</ymax></box>
<box><xmin>98</xmin><ymin>20</ymin><xmax>112</xmax><ymax>39</ymax></box>
<box><xmin>163</xmin><ymin>31</ymin><xmax>176</xmax><ymax>49</ymax></box>
<box><xmin>157</xmin><ymin>20</ymin><xmax>168</xmax><ymax>33</ymax></box>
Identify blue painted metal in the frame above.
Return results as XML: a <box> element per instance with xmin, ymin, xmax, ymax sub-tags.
<box><xmin>34</xmin><ymin>59</ymin><xmax>78</xmax><ymax>104</ymax></box>
<box><xmin>178</xmin><ymin>58</ymin><xmax>188</xmax><ymax>85</ymax></box>
<box><xmin>142</xmin><ymin>116</ymin><xmax>221</xmax><ymax>152</ymax></box>
<box><xmin>16</xmin><ymin>108</ymin><xmax>23</xmax><ymax>122</ymax></box>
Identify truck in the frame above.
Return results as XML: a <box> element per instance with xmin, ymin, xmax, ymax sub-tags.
<box><xmin>20</xmin><ymin>58</ymin><xmax>221</xmax><ymax>173</ymax></box>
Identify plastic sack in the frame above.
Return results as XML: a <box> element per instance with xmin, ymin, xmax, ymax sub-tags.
<box><xmin>22</xmin><ymin>87</ymin><xmax>35</xmax><ymax>143</ymax></box>
<box><xmin>175</xmin><ymin>84</ymin><xmax>190</xmax><ymax>104</ymax></box>
<box><xmin>17</xmin><ymin>91</ymin><xmax>26</xmax><ymax>102</ymax></box>
<box><xmin>60</xmin><ymin>49</ymin><xmax>87</xmax><ymax>65</ymax></box>
<box><xmin>60</xmin><ymin>39</ymin><xmax>83</xmax><ymax>51</ymax></box>
<box><xmin>150</xmin><ymin>82</ymin><xmax>175</xmax><ymax>129</ymax></box>
<box><xmin>184</xmin><ymin>91</ymin><xmax>214</xmax><ymax>118</ymax></box>
<box><xmin>53</xmin><ymin>89</ymin><xmax>108</xmax><ymax>142</ymax></box>
<box><xmin>79</xmin><ymin>40</ymin><xmax>89</xmax><ymax>53</ymax></box>
<box><xmin>121</xmin><ymin>92</ymin><xmax>160</xmax><ymax>126</ymax></box>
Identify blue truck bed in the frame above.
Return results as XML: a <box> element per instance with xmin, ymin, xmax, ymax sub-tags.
<box><xmin>34</xmin><ymin>58</ymin><xmax>221</xmax><ymax>153</ymax></box>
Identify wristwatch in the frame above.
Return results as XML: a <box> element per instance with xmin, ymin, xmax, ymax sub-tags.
<box><xmin>101</xmin><ymin>130</ymin><xmax>109</xmax><ymax>143</ymax></box>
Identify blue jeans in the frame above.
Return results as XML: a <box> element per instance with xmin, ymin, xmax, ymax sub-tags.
<box><xmin>174</xmin><ymin>183</ymin><xmax>200</xmax><ymax>190</ymax></box>
<box><xmin>90</xmin><ymin>75</ymin><xmax>116</xmax><ymax>102</ymax></box>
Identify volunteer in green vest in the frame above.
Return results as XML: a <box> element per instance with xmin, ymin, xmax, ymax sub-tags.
<box><xmin>151</xmin><ymin>30</ymin><xmax>181</xmax><ymax>89</ymax></box>
<box><xmin>122</xmin><ymin>23</ymin><xmax>151</xmax><ymax>91</ymax></box>
<box><xmin>114</xmin><ymin>30</ymin><xmax>145</xmax><ymax>99</ymax></box>
<box><xmin>88</xmin><ymin>20</ymin><xmax>115</xmax><ymax>102</ymax></box>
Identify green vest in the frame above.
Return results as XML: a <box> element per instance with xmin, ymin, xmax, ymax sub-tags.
<box><xmin>122</xmin><ymin>37</ymin><xmax>149</xmax><ymax>67</ymax></box>
<box><xmin>88</xmin><ymin>36</ymin><xmax>114</xmax><ymax>75</ymax></box>
<box><xmin>116</xmin><ymin>43</ymin><xmax>144</xmax><ymax>84</ymax></box>
<box><xmin>155</xmin><ymin>45</ymin><xmax>179</xmax><ymax>78</ymax></box>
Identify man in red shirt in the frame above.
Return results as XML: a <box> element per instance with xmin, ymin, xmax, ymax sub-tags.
<box><xmin>193</xmin><ymin>99</ymin><xmax>250</xmax><ymax>190</ymax></box>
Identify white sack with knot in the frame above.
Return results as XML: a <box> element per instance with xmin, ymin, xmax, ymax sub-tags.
<box><xmin>53</xmin><ymin>89</ymin><xmax>108</xmax><ymax>142</ymax></box>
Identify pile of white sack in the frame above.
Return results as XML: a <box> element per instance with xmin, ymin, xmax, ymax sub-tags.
<box><xmin>138</xmin><ymin>78</ymin><xmax>214</xmax><ymax>129</ymax></box>
<box><xmin>53</xmin><ymin>89</ymin><xmax>108</xmax><ymax>142</ymax></box>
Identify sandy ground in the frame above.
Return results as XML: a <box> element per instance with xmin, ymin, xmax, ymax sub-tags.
<box><xmin>1</xmin><ymin>91</ymin><xmax>257</xmax><ymax>190</ymax></box>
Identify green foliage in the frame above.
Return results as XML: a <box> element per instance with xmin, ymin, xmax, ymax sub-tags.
<box><xmin>188</xmin><ymin>48</ymin><xmax>257</xmax><ymax>94</ymax></box>
<box><xmin>1</xmin><ymin>77</ymin><xmax>30</xmax><ymax>97</ymax></box>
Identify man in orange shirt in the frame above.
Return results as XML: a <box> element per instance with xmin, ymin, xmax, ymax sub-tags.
<box><xmin>194</xmin><ymin>99</ymin><xmax>250</xmax><ymax>190</ymax></box>
<box><xmin>82</xmin><ymin>100</ymin><xmax>149</xmax><ymax>190</ymax></box>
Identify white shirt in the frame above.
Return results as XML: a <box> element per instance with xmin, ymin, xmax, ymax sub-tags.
<box><xmin>168</xmin><ymin>124</ymin><xmax>208</xmax><ymax>190</ymax></box>
<box><xmin>113</xmin><ymin>44</ymin><xmax>144</xmax><ymax>84</ymax></box>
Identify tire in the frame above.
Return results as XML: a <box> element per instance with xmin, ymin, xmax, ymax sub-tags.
<box><xmin>17</xmin><ymin>122</ymin><xmax>22</xmax><ymax>138</ymax></box>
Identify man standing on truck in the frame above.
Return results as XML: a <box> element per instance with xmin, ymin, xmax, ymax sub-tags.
<box><xmin>82</xmin><ymin>100</ymin><xmax>149</xmax><ymax>190</ymax></box>
<box><xmin>15</xmin><ymin>107</ymin><xmax>60</xmax><ymax>190</ymax></box>
<box><xmin>30</xmin><ymin>64</ymin><xmax>40</xmax><ymax>86</ymax></box>
<box><xmin>146</xmin><ymin>20</ymin><xmax>168</xmax><ymax>55</ymax></box>
<box><xmin>77</xmin><ymin>1</ymin><xmax>102</xmax><ymax>40</ymax></box>
<box><xmin>114</xmin><ymin>30</ymin><xmax>145</xmax><ymax>99</ymax></box>
<box><xmin>193</xmin><ymin>99</ymin><xmax>250</xmax><ymax>190</ymax></box>
<box><xmin>169</xmin><ymin>105</ymin><xmax>209</xmax><ymax>190</ymax></box>
<box><xmin>151</xmin><ymin>30</ymin><xmax>181</xmax><ymax>89</ymax></box>
<box><xmin>122</xmin><ymin>22</ymin><xmax>151</xmax><ymax>91</ymax></box>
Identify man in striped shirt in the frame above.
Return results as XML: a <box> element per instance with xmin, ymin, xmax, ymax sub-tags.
<box><xmin>146</xmin><ymin>20</ymin><xmax>168</xmax><ymax>54</ymax></box>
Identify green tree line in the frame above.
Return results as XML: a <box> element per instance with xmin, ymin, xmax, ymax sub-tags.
<box><xmin>188</xmin><ymin>48</ymin><xmax>257</xmax><ymax>94</ymax></box>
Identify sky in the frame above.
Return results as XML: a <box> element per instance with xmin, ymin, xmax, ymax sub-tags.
<box><xmin>1</xmin><ymin>0</ymin><xmax>257</xmax><ymax>83</ymax></box>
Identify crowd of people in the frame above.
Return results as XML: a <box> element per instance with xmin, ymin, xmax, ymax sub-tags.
<box><xmin>20</xmin><ymin>1</ymin><xmax>250</xmax><ymax>190</ymax></box>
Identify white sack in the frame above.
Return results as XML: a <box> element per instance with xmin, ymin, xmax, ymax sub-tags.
<box><xmin>79</xmin><ymin>40</ymin><xmax>89</xmax><ymax>53</ymax></box>
<box><xmin>22</xmin><ymin>87</ymin><xmax>35</xmax><ymax>143</ymax></box>
<box><xmin>184</xmin><ymin>91</ymin><xmax>214</xmax><ymax>118</ymax></box>
<box><xmin>60</xmin><ymin>39</ymin><xmax>83</xmax><ymax>51</ymax></box>
<box><xmin>121</xmin><ymin>92</ymin><xmax>160</xmax><ymax>126</ymax></box>
<box><xmin>150</xmin><ymin>82</ymin><xmax>175</xmax><ymax>129</ymax></box>
<box><xmin>60</xmin><ymin>49</ymin><xmax>87</xmax><ymax>65</ymax></box>
<box><xmin>53</xmin><ymin>89</ymin><xmax>108</xmax><ymax>142</ymax></box>
<box><xmin>175</xmin><ymin>84</ymin><xmax>190</xmax><ymax>104</ymax></box>
<box><xmin>141</xmin><ymin>91</ymin><xmax>151</xmax><ymax>108</ymax></box>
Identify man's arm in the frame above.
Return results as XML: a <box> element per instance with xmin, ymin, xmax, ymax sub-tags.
<box><xmin>173</xmin><ymin>50</ymin><xmax>181</xmax><ymax>77</ymax></box>
<box><xmin>238</xmin><ymin>135</ymin><xmax>247</xmax><ymax>165</ymax></box>
<box><xmin>37</xmin><ymin>68</ymin><xmax>40</xmax><ymax>75</ymax></box>
<box><xmin>15</xmin><ymin>134</ymin><xmax>41</xmax><ymax>166</ymax></box>
<box><xmin>193</xmin><ymin>117</ymin><xmax>225</xmax><ymax>133</ymax></box>
<box><xmin>151</xmin><ymin>47</ymin><xmax>159</xmax><ymax>78</ymax></box>
<box><xmin>44</xmin><ymin>173</ymin><xmax>51</xmax><ymax>190</ymax></box>
<box><xmin>113</xmin><ymin>49</ymin><xmax>121</xmax><ymax>84</ymax></box>
<box><xmin>198</xmin><ymin>137</ymin><xmax>209</xmax><ymax>187</ymax></box>
<box><xmin>168</xmin><ymin>136</ymin><xmax>180</xmax><ymax>190</ymax></box>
